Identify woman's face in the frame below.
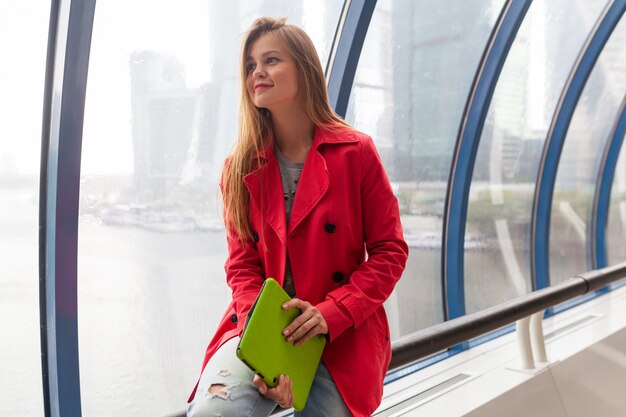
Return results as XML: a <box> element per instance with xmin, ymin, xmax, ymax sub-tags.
<box><xmin>245</xmin><ymin>33</ymin><xmax>300</xmax><ymax>113</ymax></box>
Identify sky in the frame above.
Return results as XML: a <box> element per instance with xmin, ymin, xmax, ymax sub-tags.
<box><xmin>0</xmin><ymin>1</ymin><xmax>331</xmax><ymax>177</ymax></box>
<box><xmin>0</xmin><ymin>1</ymin><xmax>49</xmax><ymax>175</ymax></box>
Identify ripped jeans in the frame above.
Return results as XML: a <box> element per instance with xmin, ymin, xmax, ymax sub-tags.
<box><xmin>186</xmin><ymin>337</ymin><xmax>352</xmax><ymax>417</ymax></box>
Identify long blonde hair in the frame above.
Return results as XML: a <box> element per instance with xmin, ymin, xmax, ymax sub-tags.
<box><xmin>222</xmin><ymin>16</ymin><xmax>350</xmax><ymax>241</ymax></box>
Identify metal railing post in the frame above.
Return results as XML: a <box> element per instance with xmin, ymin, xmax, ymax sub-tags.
<box><xmin>530</xmin><ymin>310</ymin><xmax>548</xmax><ymax>363</ymax></box>
<box><xmin>516</xmin><ymin>316</ymin><xmax>534</xmax><ymax>369</ymax></box>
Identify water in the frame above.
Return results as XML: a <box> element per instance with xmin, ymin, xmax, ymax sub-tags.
<box><xmin>0</xmin><ymin>184</ymin><xmax>43</xmax><ymax>416</ymax></box>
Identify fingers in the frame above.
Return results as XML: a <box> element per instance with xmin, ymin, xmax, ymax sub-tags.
<box><xmin>256</xmin><ymin>374</ymin><xmax>293</xmax><ymax>408</ymax></box>
<box><xmin>252</xmin><ymin>374</ymin><xmax>267</xmax><ymax>394</ymax></box>
<box><xmin>283</xmin><ymin>310</ymin><xmax>314</xmax><ymax>340</ymax></box>
<box><xmin>282</xmin><ymin>298</ymin><xmax>305</xmax><ymax>311</ymax></box>
<box><xmin>282</xmin><ymin>299</ymin><xmax>329</xmax><ymax>344</ymax></box>
<box><xmin>282</xmin><ymin>299</ymin><xmax>313</xmax><ymax>337</ymax></box>
<box><xmin>294</xmin><ymin>323</ymin><xmax>326</xmax><ymax>346</ymax></box>
<box><xmin>289</xmin><ymin>316</ymin><xmax>318</xmax><ymax>343</ymax></box>
<box><xmin>282</xmin><ymin>299</ymin><xmax>309</xmax><ymax>332</ymax></box>
<box><xmin>277</xmin><ymin>375</ymin><xmax>293</xmax><ymax>408</ymax></box>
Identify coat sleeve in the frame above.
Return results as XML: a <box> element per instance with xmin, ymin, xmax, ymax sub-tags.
<box><xmin>316</xmin><ymin>135</ymin><xmax>409</xmax><ymax>342</ymax></box>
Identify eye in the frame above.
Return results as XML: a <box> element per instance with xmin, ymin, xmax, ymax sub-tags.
<box><xmin>267</xmin><ymin>57</ymin><xmax>278</xmax><ymax>64</ymax></box>
<box><xmin>246</xmin><ymin>63</ymin><xmax>255</xmax><ymax>73</ymax></box>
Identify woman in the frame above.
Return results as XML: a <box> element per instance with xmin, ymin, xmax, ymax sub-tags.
<box><xmin>187</xmin><ymin>17</ymin><xmax>408</xmax><ymax>417</ymax></box>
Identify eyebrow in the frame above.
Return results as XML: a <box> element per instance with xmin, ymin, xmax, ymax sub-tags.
<box><xmin>246</xmin><ymin>50</ymin><xmax>282</xmax><ymax>61</ymax></box>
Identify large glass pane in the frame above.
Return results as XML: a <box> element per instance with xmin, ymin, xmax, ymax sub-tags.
<box><xmin>550</xmin><ymin>16</ymin><xmax>626</xmax><ymax>283</ymax></box>
<box><xmin>78</xmin><ymin>2</ymin><xmax>344</xmax><ymax>416</ymax></box>
<box><xmin>0</xmin><ymin>2</ymin><xmax>47</xmax><ymax>416</ymax></box>
<box><xmin>607</xmin><ymin>125</ymin><xmax>626</xmax><ymax>265</ymax></box>
<box><xmin>345</xmin><ymin>0</ymin><xmax>505</xmax><ymax>337</ymax></box>
<box><xmin>465</xmin><ymin>0</ymin><xmax>608</xmax><ymax>313</ymax></box>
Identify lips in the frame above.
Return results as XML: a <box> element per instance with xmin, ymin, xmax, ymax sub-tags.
<box><xmin>255</xmin><ymin>83</ymin><xmax>272</xmax><ymax>90</ymax></box>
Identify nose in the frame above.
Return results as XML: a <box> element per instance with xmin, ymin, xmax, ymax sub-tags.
<box><xmin>252</xmin><ymin>64</ymin><xmax>266</xmax><ymax>80</ymax></box>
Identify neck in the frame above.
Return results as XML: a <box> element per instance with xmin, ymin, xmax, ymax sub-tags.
<box><xmin>270</xmin><ymin>105</ymin><xmax>315</xmax><ymax>163</ymax></box>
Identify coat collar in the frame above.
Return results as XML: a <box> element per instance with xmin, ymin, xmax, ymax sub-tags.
<box><xmin>253</xmin><ymin>124</ymin><xmax>357</xmax><ymax>161</ymax></box>
<box><xmin>243</xmin><ymin>124</ymin><xmax>357</xmax><ymax>245</ymax></box>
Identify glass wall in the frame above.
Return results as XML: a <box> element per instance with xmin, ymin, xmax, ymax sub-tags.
<box><xmin>607</xmin><ymin>125</ymin><xmax>626</xmax><ymax>265</ymax></box>
<box><xmin>0</xmin><ymin>2</ymin><xmax>48</xmax><ymax>416</ymax></box>
<box><xmin>5</xmin><ymin>1</ymin><xmax>626</xmax><ymax>414</ymax></box>
<box><xmin>465</xmin><ymin>0</ymin><xmax>608</xmax><ymax>313</ymax></box>
<box><xmin>345</xmin><ymin>0</ymin><xmax>505</xmax><ymax>336</ymax></box>
<box><xmin>77</xmin><ymin>1</ymin><xmax>344</xmax><ymax>415</ymax></box>
<box><xmin>550</xmin><ymin>16</ymin><xmax>626</xmax><ymax>284</ymax></box>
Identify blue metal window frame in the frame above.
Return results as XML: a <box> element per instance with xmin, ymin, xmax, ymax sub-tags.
<box><xmin>531</xmin><ymin>0</ymin><xmax>626</xmax><ymax>291</ymax></box>
<box><xmin>39</xmin><ymin>0</ymin><xmax>96</xmax><ymax>416</ymax></box>
<box><xmin>592</xmin><ymin>94</ymin><xmax>626</xmax><ymax>269</ymax></box>
<box><xmin>326</xmin><ymin>0</ymin><xmax>377</xmax><ymax>118</ymax></box>
<box><xmin>442</xmin><ymin>0</ymin><xmax>532</xmax><ymax>320</ymax></box>
<box><xmin>39</xmin><ymin>1</ymin><xmax>60</xmax><ymax>413</ymax></box>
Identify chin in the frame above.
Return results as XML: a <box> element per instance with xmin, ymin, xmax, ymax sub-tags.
<box><xmin>253</xmin><ymin>98</ymin><xmax>270</xmax><ymax>108</ymax></box>
<box><xmin>256</xmin><ymin>103</ymin><xmax>276</xmax><ymax>113</ymax></box>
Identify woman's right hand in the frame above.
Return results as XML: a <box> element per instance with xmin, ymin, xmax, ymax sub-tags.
<box><xmin>253</xmin><ymin>374</ymin><xmax>294</xmax><ymax>408</ymax></box>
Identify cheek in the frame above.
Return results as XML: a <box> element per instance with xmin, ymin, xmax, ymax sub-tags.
<box><xmin>284</xmin><ymin>70</ymin><xmax>299</xmax><ymax>97</ymax></box>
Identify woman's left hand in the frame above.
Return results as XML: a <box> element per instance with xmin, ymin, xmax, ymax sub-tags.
<box><xmin>282</xmin><ymin>299</ymin><xmax>328</xmax><ymax>346</ymax></box>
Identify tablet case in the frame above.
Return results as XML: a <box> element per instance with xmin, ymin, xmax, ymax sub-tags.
<box><xmin>236</xmin><ymin>278</ymin><xmax>326</xmax><ymax>411</ymax></box>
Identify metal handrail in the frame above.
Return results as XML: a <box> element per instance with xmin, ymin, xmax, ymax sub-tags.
<box><xmin>389</xmin><ymin>261</ymin><xmax>626</xmax><ymax>371</ymax></box>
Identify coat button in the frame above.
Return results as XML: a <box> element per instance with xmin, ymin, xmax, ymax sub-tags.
<box><xmin>324</xmin><ymin>223</ymin><xmax>336</xmax><ymax>233</ymax></box>
<box><xmin>333</xmin><ymin>272</ymin><xmax>344</xmax><ymax>282</ymax></box>
<box><xmin>252</xmin><ymin>232</ymin><xmax>259</xmax><ymax>242</ymax></box>
<box><xmin>230</xmin><ymin>314</ymin><xmax>238</xmax><ymax>324</ymax></box>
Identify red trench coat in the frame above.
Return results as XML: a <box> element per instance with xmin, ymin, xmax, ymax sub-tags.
<box><xmin>187</xmin><ymin>125</ymin><xmax>408</xmax><ymax>417</ymax></box>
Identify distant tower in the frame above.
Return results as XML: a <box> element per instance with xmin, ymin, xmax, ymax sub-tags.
<box><xmin>390</xmin><ymin>1</ymin><xmax>498</xmax><ymax>183</ymax></box>
<box><xmin>129</xmin><ymin>51</ymin><xmax>195</xmax><ymax>194</ymax></box>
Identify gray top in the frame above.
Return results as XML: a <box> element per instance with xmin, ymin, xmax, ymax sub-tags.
<box><xmin>275</xmin><ymin>145</ymin><xmax>303</xmax><ymax>298</ymax></box>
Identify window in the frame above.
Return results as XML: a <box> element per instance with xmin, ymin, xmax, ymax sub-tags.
<box><xmin>78</xmin><ymin>2</ymin><xmax>344</xmax><ymax>415</ymax></box>
<box><xmin>466</xmin><ymin>0</ymin><xmax>609</xmax><ymax>311</ymax></box>
<box><xmin>550</xmin><ymin>13</ymin><xmax>626</xmax><ymax>283</ymax></box>
<box><xmin>346</xmin><ymin>0</ymin><xmax>504</xmax><ymax>336</ymax></box>
<box><xmin>0</xmin><ymin>2</ymin><xmax>48</xmax><ymax>416</ymax></box>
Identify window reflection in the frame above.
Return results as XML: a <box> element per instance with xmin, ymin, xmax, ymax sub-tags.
<box><xmin>465</xmin><ymin>0</ymin><xmax>608</xmax><ymax>312</ymax></box>
<box><xmin>346</xmin><ymin>0</ymin><xmax>504</xmax><ymax>336</ymax></box>
<box><xmin>550</xmin><ymin>15</ymin><xmax>626</xmax><ymax>284</ymax></box>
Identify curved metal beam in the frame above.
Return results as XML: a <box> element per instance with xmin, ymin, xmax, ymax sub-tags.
<box><xmin>592</xmin><ymin>93</ymin><xmax>626</xmax><ymax>269</ymax></box>
<box><xmin>39</xmin><ymin>1</ymin><xmax>61</xmax><ymax>413</ymax></box>
<box><xmin>39</xmin><ymin>0</ymin><xmax>96</xmax><ymax>415</ymax></box>
<box><xmin>531</xmin><ymin>0</ymin><xmax>626</xmax><ymax>290</ymax></box>
<box><xmin>442</xmin><ymin>0</ymin><xmax>532</xmax><ymax>320</ymax></box>
<box><xmin>326</xmin><ymin>0</ymin><xmax>377</xmax><ymax>118</ymax></box>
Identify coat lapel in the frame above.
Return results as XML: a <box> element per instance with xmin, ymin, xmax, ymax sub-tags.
<box><xmin>243</xmin><ymin>125</ymin><xmax>358</xmax><ymax>241</ymax></box>
<box><xmin>288</xmin><ymin>147</ymin><xmax>329</xmax><ymax>235</ymax></box>
<box><xmin>243</xmin><ymin>151</ymin><xmax>287</xmax><ymax>247</ymax></box>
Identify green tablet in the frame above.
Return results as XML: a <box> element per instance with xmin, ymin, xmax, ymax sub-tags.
<box><xmin>236</xmin><ymin>278</ymin><xmax>326</xmax><ymax>411</ymax></box>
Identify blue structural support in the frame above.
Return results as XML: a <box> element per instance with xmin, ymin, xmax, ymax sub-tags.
<box><xmin>531</xmin><ymin>0</ymin><xmax>626</xmax><ymax>290</ymax></box>
<box><xmin>39</xmin><ymin>0</ymin><xmax>96</xmax><ymax>416</ymax></box>
<box><xmin>326</xmin><ymin>0</ymin><xmax>377</xmax><ymax>118</ymax></box>
<box><xmin>592</xmin><ymin>94</ymin><xmax>626</xmax><ymax>269</ymax></box>
<box><xmin>39</xmin><ymin>1</ymin><xmax>60</xmax><ymax>413</ymax></box>
<box><xmin>442</xmin><ymin>0</ymin><xmax>532</xmax><ymax>320</ymax></box>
